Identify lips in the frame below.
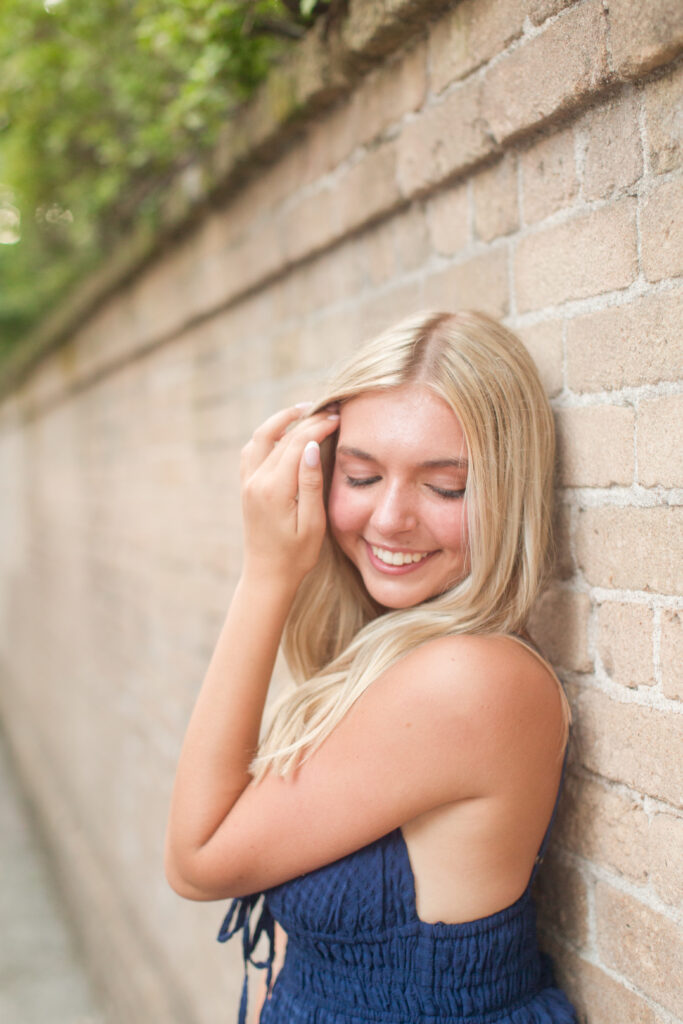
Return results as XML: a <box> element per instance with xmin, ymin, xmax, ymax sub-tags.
<box><xmin>365</xmin><ymin>540</ymin><xmax>437</xmax><ymax>574</ymax></box>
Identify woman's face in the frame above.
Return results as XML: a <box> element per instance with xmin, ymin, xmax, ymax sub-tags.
<box><xmin>328</xmin><ymin>384</ymin><xmax>470</xmax><ymax>610</ymax></box>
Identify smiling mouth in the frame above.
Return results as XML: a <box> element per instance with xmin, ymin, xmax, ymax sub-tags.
<box><xmin>367</xmin><ymin>542</ymin><xmax>435</xmax><ymax>569</ymax></box>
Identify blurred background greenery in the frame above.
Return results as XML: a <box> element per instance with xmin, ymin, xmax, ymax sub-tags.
<box><xmin>0</xmin><ymin>0</ymin><xmax>323</xmax><ymax>361</ymax></box>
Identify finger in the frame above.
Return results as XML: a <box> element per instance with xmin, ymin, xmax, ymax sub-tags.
<box><xmin>242</xmin><ymin>403</ymin><xmax>312</xmax><ymax>478</ymax></box>
<box><xmin>296</xmin><ymin>440</ymin><xmax>326</xmax><ymax>539</ymax></box>
<box><xmin>265</xmin><ymin>411</ymin><xmax>340</xmax><ymax>470</ymax></box>
<box><xmin>263</xmin><ymin>413</ymin><xmax>339</xmax><ymax>508</ymax></box>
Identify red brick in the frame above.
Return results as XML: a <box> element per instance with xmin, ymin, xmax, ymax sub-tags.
<box><xmin>481</xmin><ymin>0</ymin><xmax>609</xmax><ymax>145</ymax></box>
<box><xmin>428</xmin><ymin>0</ymin><xmax>527</xmax><ymax>94</ymax></box>
<box><xmin>397</xmin><ymin>79</ymin><xmax>494</xmax><ymax>197</ymax></box>
<box><xmin>608</xmin><ymin>0</ymin><xmax>683</xmax><ymax>79</ymax></box>
<box><xmin>596</xmin><ymin>881</ymin><xmax>683</xmax><ymax>1016</ymax></box>
<box><xmin>575</xmin><ymin>687</ymin><xmax>683</xmax><ymax>807</ymax></box>
<box><xmin>641</xmin><ymin>177</ymin><xmax>683</xmax><ymax>283</ymax></box>
<box><xmin>515</xmin><ymin>199</ymin><xmax>638</xmax><ymax>312</ymax></box>
<box><xmin>565</xmin><ymin>290</ymin><xmax>683</xmax><ymax>392</ymax></box>
<box><xmin>575</xmin><ymin>506</ymin><xmax>683</xmax><ymax>595</ymax></box>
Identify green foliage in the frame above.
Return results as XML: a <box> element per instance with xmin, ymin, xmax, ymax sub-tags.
<box><xmin>0</xmin><ymin>0</ymin><xmax>325</xmax><ymax>357</ymax></box>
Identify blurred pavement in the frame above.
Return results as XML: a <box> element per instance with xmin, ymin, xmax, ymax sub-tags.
<box><xmin>0</xmin><ymin>730</ymin><xmax>106</xmax><ymax>1024</ymax></box>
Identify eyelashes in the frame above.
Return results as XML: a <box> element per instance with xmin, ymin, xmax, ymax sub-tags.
<box><xmin>428</xmin><ymin>486</ymin><xmax>466</xmax><ymax>500</ymax></box>
<box><xmin>344</xmin><ymin>476</ymin><xmax>465</xmax><ymax>500</ymax></box>
<box><xmin>345</xmin><ymin>475</ymin><xmax>380</xmax><ymax>488</ymax></box>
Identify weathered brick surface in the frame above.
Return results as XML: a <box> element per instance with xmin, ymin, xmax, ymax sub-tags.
<box><xmin>649</xmin><ymin>810</ymin><xmax>683</xmax><ymax>907</ymax></box>
<box><xmin>481</xmin><ymin>0</ymin><xmax>610</xmax><ymax>145</ymax></box>
<box><xmin>528</xmin><ymin>587</ymin><xmax>592</xmax><ymax>672</ymax></box>
<box><xmin>556</xmin><ymin>771</ymin><xmax>649</xmax><ymax>881</ymax></box>
<box><xmin>518</xmin><ymin>320</ymin><xmax>564</xmax><ymax>398</ymax></box>
<box><xmin>640</xmin><ymin>176</ymin><xmax>683</xmax><ymax>282</ymax></box>
<box><xmin>597</xmin><ymin>602</ymin><xmax>654</xmax><ymax>688</ymax></box>
<box><xmin>1</xmin><ymin>2</ymin><xmax>682</xmax><ymax>1021</ymax></box>
<box><xmin>353</xmin><ymin>39</ymin><xmax>429</xmax><ymax>149</ymax></box>
<box><xmin>428</xmin><ymin>0</ymin><xmax>527</xmax><ymax>94</ymax></box>
<box><xmin>472</xmin><ymin>153</ymin><xmax>519</xmax><ymax>242</ymax></box>
<box><xmin>515</xmin><ymin>199</ymin><xmax>638</xmax><ymax>312</ymax></box>
<box><xmin>555</xmin><ymin>404</ymin><xmax>634</xmax><ymax>487</ymax></box>
<box><xmin>426</xmin><ymin>182</ymin><xmax>470</xmax><ymax>255</ymax></box>
<box><xmin>528</xmin><ymin>0</ymin><xmax>578</xmax><ymax>28</ymax></box>
<box><xmin>574</xmin><ymin>687</ymin><xmax>683</xmax><ymax>806</ymax></box>
<box><xmin>661</xmin><ymin>609</ymin><xmax>683</xmax><ymax>700</ymax></box>
<box><xmin>397</xmin><ymin>78</ymin><xmax>493</xmax><ymax>196</ymax></box>
<box><xmin>579</xmin><ymin>92</ymin><xmax>643</xmax><ymax>200</ymax></box>
<box><xmin>638</xmin><ymin>394</ymin><xmax>683</xmax><ymax>487</ymax></box>
<box><xmin>643</xmin><ymin>61</ymin><xmax>683</xmax><ymax>174</ymax></box>
<box><xmin>421</xmin><ymin>248</ymin><xmax>509</xmax><ymax>318</ymax></box>
<box><xmin>534</xmin><ymin>848</ymin><xmax>589</xmax><ymax>948</ymax></box>
<box><xmin>520</xmin><ymin>127</ymin><xmax>577</xmax><ymax>224</ymax></box>
<box><xmin>596</xmin><ymin>881</ymin><xmax>683</xmax><ymax>1016</ymax></box>
<box><xmin>575</xmin><ymin>505</ymin><xmax>683</xmax><ymax>594</ymax></box>
<box><xmin>548</xmin><ymin>944</ymin><xmax>660</xmax><ymax>1024</ymax></box>
<box><xmin>565</xmin><ymin>289</ymin><xmax>683</xmax><ymax>391</ymax></box>
<box><xmin>608</xmin><ymin>0</ymin><xmax>683</xmax><ymax>79</ymax></box>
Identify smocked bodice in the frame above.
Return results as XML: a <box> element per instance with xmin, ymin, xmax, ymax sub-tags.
<box><xmin>219</xmin><ymin>822</ymin><xmax>577</xmax><ymax>1023</ymax></box>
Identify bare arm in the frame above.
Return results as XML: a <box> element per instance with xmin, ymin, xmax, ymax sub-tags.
<box><xmin>164</xmin><ymin>404</ymin><xmax>340</xmax><ymax>896</ymax></box>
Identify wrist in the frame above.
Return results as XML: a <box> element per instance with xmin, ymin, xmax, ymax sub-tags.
<box><xmin>238</xmin><ymin>564</ymin><xmax>302</xmax><ymax>609</ymax></box>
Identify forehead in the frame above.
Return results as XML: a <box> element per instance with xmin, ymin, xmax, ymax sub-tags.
<box><xmin>337</xmin><ymin>384</ymin><xmax>468</xmax><ymax>459</ymax></box>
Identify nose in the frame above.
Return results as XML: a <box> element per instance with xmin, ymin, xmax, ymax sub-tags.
<box><xmin>370</xmin><ymin>480</ymin><xmax>417</xmax><ymax>536</ymax></box>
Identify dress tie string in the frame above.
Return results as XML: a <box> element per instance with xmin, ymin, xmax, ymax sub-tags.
<box><xmin>218</xmin><ymin>895</ymin><xmax>275</xmax><ymax>1024</ymax></box>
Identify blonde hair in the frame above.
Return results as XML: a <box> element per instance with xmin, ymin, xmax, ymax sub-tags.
<box><xmin>251</xmin><ymin>310</ymin><xmax>564</xmax><ymax>779</ymax></box>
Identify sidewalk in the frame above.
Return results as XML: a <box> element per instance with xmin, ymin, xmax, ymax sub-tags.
<box><xmin>0</xmin><ymin>730</ymin><xmax>106</xmax><ymax>1024</ymax></box>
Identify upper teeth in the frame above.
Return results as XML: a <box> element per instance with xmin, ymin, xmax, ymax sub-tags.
<box><xmin>371</xmin><ymin>545</ymin><xmax>430</xmax><ymax>566</ymax></box>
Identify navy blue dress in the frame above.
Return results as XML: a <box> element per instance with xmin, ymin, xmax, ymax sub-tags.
<box><xmin>218</xmin><ymin>764</ymin><xmax>578</xmax><ymax>1023</ymax></box>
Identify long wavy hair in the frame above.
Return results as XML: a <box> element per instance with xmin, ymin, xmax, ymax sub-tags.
<box><xmin>251</xmin><ymin>310</ymin><xmax>565</xmax><ymax>779</ymax></box>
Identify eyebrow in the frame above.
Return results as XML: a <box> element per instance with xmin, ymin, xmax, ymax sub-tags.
<box><xmin>337</xmin><ymin>446</ymin><xmax>468</xmax><ymax>469</ymax></box>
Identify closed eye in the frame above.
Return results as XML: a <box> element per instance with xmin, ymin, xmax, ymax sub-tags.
<box><xmin>428</xmin><ymin>485</ymin><xmax>466</xmax><ymax>500</ymax></box>
<box><xmin>345</xmin><ymin>475</ymin><xmax>381</xmax><ymax>487</ymax></box>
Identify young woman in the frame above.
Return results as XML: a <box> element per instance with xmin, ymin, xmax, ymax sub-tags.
<box><xmin>165</xmin><ymin>310</ymin><xmax>578</xmax><ymax>1023</ymax></box>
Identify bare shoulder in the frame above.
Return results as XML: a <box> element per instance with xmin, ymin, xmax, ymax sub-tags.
<box><xmin>378</xmin><ymin>633</ymin><xmax>566</xmax><ymax>759</ymax></box>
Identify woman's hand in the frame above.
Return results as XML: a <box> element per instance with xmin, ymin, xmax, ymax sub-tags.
<box><xmin>164</xmin><ymin>404</ymin><xmax>340</xmax><ymax>890</ymax></box>
<box><xmin>240</xmin><ymin>404</ymin><xmax>340</xmax><ymax>587</ymax></box>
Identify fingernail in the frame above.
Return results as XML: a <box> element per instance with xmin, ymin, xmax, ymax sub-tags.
<box><xmin>304</xmin><ymin>440</ymin><xmax>320</xmax><ymax>467</ymax></box>
<box><xmin>296</xmin><ymin>401</ymin><xmax>314</xmax><ymax>412</ymax></box>
<box><xmin>327</xmin><ymin>413</ymin><xmax>340</xmax><ymax>421</ymax></box>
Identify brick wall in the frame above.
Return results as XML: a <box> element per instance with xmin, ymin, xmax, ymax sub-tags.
<box><xmin>0</xmin><ymin>1</ymin><xmax>681</xmax><ymax>1021</ymax></box>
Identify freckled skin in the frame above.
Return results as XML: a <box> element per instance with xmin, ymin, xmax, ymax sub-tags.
<box><xmin>328</xmin><ymin>385</ymin><xmax>470</xmax><ymax>610</ymax></box>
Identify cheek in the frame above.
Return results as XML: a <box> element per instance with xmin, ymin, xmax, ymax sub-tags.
<box><xmin>327</xmin><ymin>478</ymin><xmax>362</xmax><ymax>541</ymax></box>
<box><xmin>433</xmin><ymin>501</ymin><xmax>469</xmax><ymax>551</ymax></box>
